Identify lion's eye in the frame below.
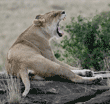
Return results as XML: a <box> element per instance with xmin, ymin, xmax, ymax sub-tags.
<box><xmin>35</xmin><ymin>15</ymin><xmax>40</xmax><ymax>19</ymax></box>
<box><xmin>54</xmin><ymin>13</ymin><xmax>58</xmax><ymax>17</ymax></box>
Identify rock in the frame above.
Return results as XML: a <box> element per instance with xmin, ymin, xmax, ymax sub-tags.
<box><xmin>0</xmin><ymin>72</ymin><xmax>110</xmax><ymax>104</ymax></box>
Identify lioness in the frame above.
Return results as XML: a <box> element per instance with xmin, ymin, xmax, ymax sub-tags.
<box><xmin>5</xmin><ymin>10</ymin><xmax>102</xmax><ymax>97</ymax></box>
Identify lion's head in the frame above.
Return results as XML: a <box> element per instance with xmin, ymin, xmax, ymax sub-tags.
<box><xmin>33</xmin><ymin>10</ymin><xmax>66</xmax><ymax>39</ymax></box>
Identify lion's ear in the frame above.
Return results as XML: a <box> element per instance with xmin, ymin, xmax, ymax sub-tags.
<box><xmin>35</xmin><ymin>15</ymin><xmax>40</xmax><ymax>19</ymax></box>
<box><xmin>33</xmin><ymin>19</ymin><xmax>45</xmax><ymax>26</ymax></box>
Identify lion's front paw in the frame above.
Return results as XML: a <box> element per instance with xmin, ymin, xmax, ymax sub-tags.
<box><xmin>85</xmin><ymin>70</ymin><xmax>94</xmax><ymax>77</ymax></box>
<box><xmin>71</xmin><ymin>69</ymin><xmax>94</xmax><ymax>77</ymax></box>
<box><xmin>81</xmin><ymin>69</ymin><xmax>94</xmax><ymax>77</ymax></box>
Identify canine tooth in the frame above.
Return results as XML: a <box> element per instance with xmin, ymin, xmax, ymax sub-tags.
<box><xmin>63</xmin><ymin>17</ymin><xmax>66</xmax><ymax>21</ymax></box>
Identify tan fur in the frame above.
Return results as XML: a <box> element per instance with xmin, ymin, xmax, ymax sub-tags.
<box><xmin>5</xmin><ymin>11</ymin><xmax>102</xmax><ymax>97</ymax></box>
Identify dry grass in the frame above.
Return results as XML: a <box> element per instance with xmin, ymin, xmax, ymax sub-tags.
<box><xmin>1</xmin><ymin>73</ymin><xmax>21</xmax><ymax>104</ymax></box>
<box><xmin>6</xmin><ymin>75</ymin><xmax>21</xmax><ymax>103</ymax></box>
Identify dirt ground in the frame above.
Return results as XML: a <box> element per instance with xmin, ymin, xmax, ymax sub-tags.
<box><xmin>0</xmin><ymin>0</ymin><xmax>110</xmax><ymax>70</ymax></box>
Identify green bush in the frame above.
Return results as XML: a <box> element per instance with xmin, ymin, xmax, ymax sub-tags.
<box><xmin>55</xmin><ymin>11</ymin><xmax>110</xmax><ymax>71</ymax></box>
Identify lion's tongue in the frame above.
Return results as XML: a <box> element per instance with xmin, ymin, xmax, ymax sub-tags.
<box><xmin>58</xmin><ymin>27</ymin><xmax>64</xmax><ymax>35</ymax></box>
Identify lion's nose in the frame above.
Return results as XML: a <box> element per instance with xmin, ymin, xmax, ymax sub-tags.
<box><xmin>61</xmin><ymin>11</ymin><xmax>65</xmax><ymax>14</ymax></box>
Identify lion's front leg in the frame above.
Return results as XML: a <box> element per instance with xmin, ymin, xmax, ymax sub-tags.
<box><xmin>71</xmin><ymin>69</ymin><xmax>94</xmax><ymax>77</ymax></box>
<box><xmin>55</xmin><ymin>59</ymin><xmax>94</xmax><ymax>77</ymax></box>
<box><xmin>54</xmin><ymin>58</ymin><xmax>79</xmax><ymax>69</ymax></box>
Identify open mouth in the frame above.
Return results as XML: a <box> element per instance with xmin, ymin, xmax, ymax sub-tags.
<box><xmin>57</xmin><ymin>17</ymin><xmax>66</xmax><ymax>37</ymax></box>
<box><xmin>57</xmin><ymin>26</ymin><xmax>63</xmax><ymax>37</ymax></box>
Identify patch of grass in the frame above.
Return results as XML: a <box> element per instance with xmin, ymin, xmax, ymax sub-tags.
<box><xmin>1</xmin><ymin>73</ymin><xmax>21</xmax><ymax>104</ymax></box>
<box><xmin>6</xmin><ymin>75</ymin><xmax>21</xmax><ymax>103</ymax></box>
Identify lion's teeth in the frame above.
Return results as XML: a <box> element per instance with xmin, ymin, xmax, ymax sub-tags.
<box><xmin>63</xmin><ymin>17</ymin><xmax>66</xmax><ymax>21</ymax></box>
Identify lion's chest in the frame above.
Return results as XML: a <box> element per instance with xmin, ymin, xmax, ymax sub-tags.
<box><xmin>38</xmin><ymin>43</ymin><xmax>55</xmax><ymax>61</ymax></box>
<box><xmin>41</xmin><ymin>49</ymin><xmax>55</xmax><ymax>61</ymax></box>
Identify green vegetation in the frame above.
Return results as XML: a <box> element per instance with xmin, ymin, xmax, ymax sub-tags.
<box><xmin>55</xmin><ymin>11</ymin><xmax>110</xmax><ymax>71</ymax></box>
